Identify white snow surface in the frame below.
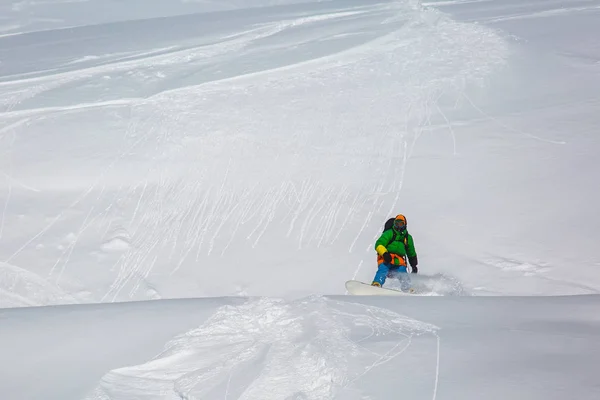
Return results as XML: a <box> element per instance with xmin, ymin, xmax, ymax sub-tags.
<box><xmin>1</xmin><ymin>0</ymin><xmax>600</xmax><ymax>398</ymax></box>
<box><xmin>2</xmin><ymin>295</ymin><xmax>600</xmax><ymax>399</ymax></box>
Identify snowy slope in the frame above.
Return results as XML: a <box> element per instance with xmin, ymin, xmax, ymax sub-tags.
<box><xmin>3</xmin><ymin>0</ymin><xmax>598</xmax><ymax>304</ymax></box>
<box><xmin>1</xmin><ymin>0</ymin><xmax>600</xmax><ymax>399</ymax></box>
<box><xmin>1</xmin><ymin>295</ymin><xmax>599</xmax><ymax>400</ymax></box>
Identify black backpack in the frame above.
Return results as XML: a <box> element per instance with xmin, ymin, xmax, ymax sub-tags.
<box><xmin>383</xmin><ymin>217</ymin><xmax>408</xmax><ymax>248</ymax></box>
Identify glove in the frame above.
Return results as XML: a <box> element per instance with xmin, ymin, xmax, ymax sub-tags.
<box><xmin>383</xmin><ymin>252</ymin><xmax>392</xmax><ymax>264</ymax></box>
<box><xmin>408</xmin><ymin>256</ymin><xmax>418</xmax><ymax>273</ymax></box>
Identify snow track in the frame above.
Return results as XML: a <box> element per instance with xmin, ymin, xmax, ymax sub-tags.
<box><xmin>86</xmin><ymin>296</ymin><xmax>439</xmax><ymax>400</ymax></box>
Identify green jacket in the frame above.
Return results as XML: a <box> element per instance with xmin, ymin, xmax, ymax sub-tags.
<box><xmin>375</xmin><ymin>229</ymin><xmax>417</xmax><ymax>259</ymax></box>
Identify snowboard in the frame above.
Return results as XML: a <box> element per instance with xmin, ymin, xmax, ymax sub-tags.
<box><xmin>345</xmin><ymin>280</ymin><xmax>417</xmax><ymax>296</ymax></box>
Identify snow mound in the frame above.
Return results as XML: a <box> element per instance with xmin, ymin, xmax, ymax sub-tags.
<box><xmin>101</xmin><ymin>228</ymin><xmax>132</xmax><ymax>253</ymax></box>
<box><xmin>0</xmin><ymin>262</ymin><xmax>77</xmax><ymax>308</ymax></box>
<box><xmin>86</xmin><ymin>296</ymin><xmax>439</xmax><ymax>399</ymax></box>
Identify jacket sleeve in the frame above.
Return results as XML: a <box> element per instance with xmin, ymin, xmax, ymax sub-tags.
<box><xmin>374</xmin><ymin>230</ymin><xmax>393</xmax><ymax>256</ymax></box>
<box><xmin>406</xmin><ymin>234</ymin><xmax>418</xmax><ymax>266</ymax></box>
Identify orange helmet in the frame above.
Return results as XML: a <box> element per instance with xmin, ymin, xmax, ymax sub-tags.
<box><xmin>393</xmin><ymin>214</ymin><xmax>407</xmax><ymax>232</ymax></box>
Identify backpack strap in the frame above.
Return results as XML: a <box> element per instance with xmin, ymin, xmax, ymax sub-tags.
<box><xmin>387</xmin><ymin>229</ymin><xmax>397</xmax><ymax>246</ymax></box>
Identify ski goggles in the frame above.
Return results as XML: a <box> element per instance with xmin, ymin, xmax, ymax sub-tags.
<box><xmin>393</xmin><ymin>219</ymin><xmax>406</xmax><ymax>231</ymax></box>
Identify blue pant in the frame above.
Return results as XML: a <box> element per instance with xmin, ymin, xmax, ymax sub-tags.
<box><xmin>373</xmin><ymin>263</ymin><xmax>411</xmax><ymax>290</ymax></box>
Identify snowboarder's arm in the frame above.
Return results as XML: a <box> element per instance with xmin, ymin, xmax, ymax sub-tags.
<box><xmin>406</xmin><ymin>234</ymin><xmax>418</xmax><ymax>267</ymax></box>
<box><xmin>375</xmin><ymin>230</ymin><xmax>393</xmax><ymax>255</ymax></box>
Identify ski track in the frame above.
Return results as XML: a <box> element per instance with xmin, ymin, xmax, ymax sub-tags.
<box><xmin>84</xmin><ymin>297</ymin><xmax>440</xmax><ymax>400</ymax></box>
<box><xmin>481</xmin><ymin>5</ymin><xmax>600</xmax><ymax>23</ymax></box>
<box><xmin>436</xmin><ymin>0</ymin><xmax>600</xmax><ymax>23</ymax></box>
<box><xmin>0</xmin><ymin>0</ymin><xmax>508</xmax><ymax>303</ymax></box>
<box><xmin>479</xmin><ymin>256</ymin><xmax>600</xmax><ymax>295</ymax></box>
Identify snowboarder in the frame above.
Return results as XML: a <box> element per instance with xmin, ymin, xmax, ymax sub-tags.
<box><xmin>372</xmin><ymin>214</ymin><xmax>418</xmax><ymax>289</ymax></box>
